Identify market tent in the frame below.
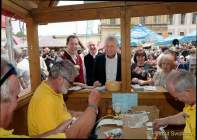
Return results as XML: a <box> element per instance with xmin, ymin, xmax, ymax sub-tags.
<box><xmin>137</xmin><ymin>24</ymin><xmax>164</xmax><ymax>43</ymax></box>
<box><xmin>156</xmin><ymin>35</ymin><xmax>183</xmax><ymax>46</ymax></box>
<box><xmin>180</xmin><ymin>31</ymin><xmax>197</xmax><ymax>43</ymax></box>
<box><xmin>115</xmin><ymin>24</ymin><xmax>163</xmax><ymax>46</ymax></box>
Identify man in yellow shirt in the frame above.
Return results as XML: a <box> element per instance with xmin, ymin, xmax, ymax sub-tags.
<box><xmin>154</xmin><ymin>70</ymin><xmax>196</xmax><ymax>140</ymax></box>
<box><xmin>28</xmin><ymin>60</ymin><xmax>101</xmax><ymax>138</ymax></box>
<box><xmin>0</xmin><ymin>57</ymin><xmax>73</xmax><ymax>138</ymax></box>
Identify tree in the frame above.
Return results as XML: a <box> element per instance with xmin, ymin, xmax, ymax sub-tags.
<box><xmin>15</xmin><ymin>31</ymin><xmax>25</xmax><ymax>37</ymax></box>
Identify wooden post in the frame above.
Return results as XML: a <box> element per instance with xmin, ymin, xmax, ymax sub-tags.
<box><xmin>26</xmin><ymin>18</ymin><xmax>41</xmax><ymax>91</ymax></box>
<box><xmin>120</xmin><ymin>4</ymin><xmax>131</xmax><ymax>92</ymax></box>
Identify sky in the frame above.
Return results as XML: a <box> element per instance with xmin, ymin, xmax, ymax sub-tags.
<box><xmin>11</xmin><ymin>1</ymin><xmax>101</xmax><ymax>36</ymax></box>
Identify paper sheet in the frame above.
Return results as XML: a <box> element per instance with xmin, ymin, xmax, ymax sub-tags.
<box><xmin>112</xmin><ymin>93</ymin><xmax>138</xmax><ymax>113</ymax></box>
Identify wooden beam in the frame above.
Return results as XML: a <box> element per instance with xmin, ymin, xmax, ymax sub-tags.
<box><xmin>32</xmin><ymin>1</ymin><xmax>124</xmax><ymax>13</ymax></box>
<box><xmin>120</xmin><ymin>5</ymin><xmax>131</xmax><ymax>92</ymax></box>
<box><xmin>127</xmin><ymin>2</ymin><xmax>197</xmax><ymax>17</ymax></box>
<box><xmin>31</xmin><ymin>1</ymin><xmax>124</xmax><ymax>23</ymax></box>
<box><xmin>32</xmin><ymin>7</ymin><xmax>122</xmax><ymax>23</ymax></box>
<box><xmin>2</xmin><ymin>0</ymin><xmax>30</xmax><ymax>19</ymax></box>
<box><xmin>38</xmin><ymin>0</ymin><xmax>51</xmax><ymax>8</ymax></box>
<box><xmin>10</xmin><ymin>0</ymin><xmax>38</xmax><ymax>10</ymax></box>
<box><xmin>26</xmin><ymin>18</ymin><xmax>41</xmax><ymax>91</ymax></box>
<box><xmin>31</xmin><ymin>1</ymin><xmax>197</xmax><ymax>24</ymax></box>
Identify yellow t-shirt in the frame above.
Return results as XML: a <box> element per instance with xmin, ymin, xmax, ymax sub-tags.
<box><xmin>183</xmin><ymin>104</ymin><xmax>196</xmax><ymax>140</ymax></box>
<box><xmin>0</xmin><ymin>128</ymin><xmax>29</xmax><ymax>138</ymax></box>
<box><xmin>0</xmin><ymin>128</ymin><xmax>66</xmax><ymax>138</ymax></box>
<box><xmin>0</xmin><ymin>128</ymin><xmax>65</xmax><ymax>138</ymax></box>
<box><xmin>28</xmin><ymin>81</ymin><xmax>72</xmax><ymax>137</ymax></box>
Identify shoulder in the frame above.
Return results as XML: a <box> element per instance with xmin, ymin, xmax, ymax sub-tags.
<box><xmin>95</xmin><ymin>54</ymin><xmax>105</xmax><ymax>60</ymax></box>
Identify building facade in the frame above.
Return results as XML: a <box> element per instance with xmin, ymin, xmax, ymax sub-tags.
<box><xmin>168</xmin><ymin>12</ymin><xmax>197</xmax><ymax>36</ymax></box>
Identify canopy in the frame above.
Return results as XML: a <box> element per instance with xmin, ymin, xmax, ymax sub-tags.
<box><xmin>180</xmin><ymin>31</ymin><xmax>197</xmax><ymax>43</ymax></box>
<box><xmin>115</xmin><ymin>24</ymin><xmax>164</xmax><ymax>47</ymax></box>
<box><xmin>156</xmin><ymin>35</ymin><xmax>183</xmax><ymax>46</ymax></box>
<box><xmin>131</xmin><ymin>24</ymin><xmax>163</xmax><ymax>43</ymax></box>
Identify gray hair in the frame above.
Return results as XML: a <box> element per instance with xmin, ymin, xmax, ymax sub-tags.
<box><xmin>49</xmin><ymin>59</ymin><xmax>79</xmax><ymax>82</ymax></box>
<box><xmin>1</xmin><ymin>57</ymin><xmax>12</xmax><ymax>102</ymax></box>
<box><xmin>166</xmin><ymin>70</ymin><xmax>196</xmax><ymax>93</ymax></box>
<box><xmin>104</xmin><ymin>36</ymin><xmax>120</xmax><ymax>48</ymax></box>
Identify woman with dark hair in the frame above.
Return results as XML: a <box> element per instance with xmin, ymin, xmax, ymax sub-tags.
<box><xmin>131</xmin><ymin>48</ymin><xmax>152</xmax><ymax>85</ymax></box>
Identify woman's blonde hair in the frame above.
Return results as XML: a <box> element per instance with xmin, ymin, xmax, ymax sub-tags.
<box><xmin>158</xmin><ymin>53</ymin><xmax>176</xmax><ymax>69</ymax></box>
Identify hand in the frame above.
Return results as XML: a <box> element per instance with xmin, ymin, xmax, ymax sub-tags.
<box><xmin>55</xmin><ymin>119</ymin><xmax>72</xmax><ymax>133</ymax></box>
<box><xmin>74</xmin><ymin>65</ymin><xmax>80</xmax><ymax>71</ymax></box>
<box><xmin>74</xmin><ymin>82</ymin><xmax>87</xmax><ymax>88</ymax></box>
<box><xmin>138</xmin><ymin>79</ymin><xmax>145</xmax><ymax>85</ymax></box>
<box><xmin>132</xmin><ymin>78</ymin><xmax>138</xmax><ymax>83</ymax></box>
<box><xmin>93</xmin><ymin>81</ymin><xmax>101</xmax><ymax>87</ymax></box>
<box><xmin>88</xmin><ymin>89</ymin><xmax>100</xmax><ymax>107</ymax></box>
<box><xmin>153</xmin><ymin>118</ymin><xmax>168</xmax><ymax>131</ymax></box>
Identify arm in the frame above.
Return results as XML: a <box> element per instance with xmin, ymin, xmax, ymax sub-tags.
<box><xmin>153</xmin><ymin>112</ymin><xmax>188</xmax><ymax>130</ymax></box>
<box><xmin>69</xmin><ymin>110</ymin><xmax>83</xmax><ymax>118</ymax></box>
<box><xmin>32</xmin><ymin>119</ymin><xmax>72</xmax><ymax>138</ymax></box>
<box><xmin>65</xmin><ymin>89</ymin><xmax>100</xmax><ymax>138</ymax></box>
<box><xmin>138</xmin><ymin>78</ymin><xmax>153</xmax><ymax>86</ymax></box>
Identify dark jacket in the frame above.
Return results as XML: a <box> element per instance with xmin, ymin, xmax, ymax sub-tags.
<box><xmin>84</xmin><ymin>52</ymin><xmax>101</xmax><ymax>86</ymax></box>
<box><xmin>93</xmin><ymin>53</ymin><xmax>121</xmax><ymax>86</ymax></box>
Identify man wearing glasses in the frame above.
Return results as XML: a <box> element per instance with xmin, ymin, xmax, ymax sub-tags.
<box><xmin>28</xmin><ymin>59</ymin><xmax>100</xmax><ymax>138</ymax></box>
<box><xmin>0</xmin><ymin>57</ymin><xmax>77</xmax><ymax>138</ymax></box>
<box><xmin>153</xmin><ymin>70</ymin><xmax>196</xmax><ymax>140</ymax></box>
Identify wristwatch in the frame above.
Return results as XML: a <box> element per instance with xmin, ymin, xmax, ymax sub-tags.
<box><xmin>88</xmin><ymin>104</ymin><xmax>99</xmax><ymax>115</ymax></box>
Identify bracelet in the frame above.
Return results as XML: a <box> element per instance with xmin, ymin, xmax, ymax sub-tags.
<box><xmin>88</xmin><ymin>104</ymin><xmax>98</xmax><ymax>115</ymax></box>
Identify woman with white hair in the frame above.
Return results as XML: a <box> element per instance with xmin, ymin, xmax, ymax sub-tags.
<box><xmin>152</xmin><ymin>53</ymin><xmax>176</xmax><ymax>88</ymax></box>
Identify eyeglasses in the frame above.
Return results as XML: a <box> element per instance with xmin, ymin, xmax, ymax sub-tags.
<box><xmin>0</xmin><ymin>64</ymin><xmax>17</xmax><ymax>86</ymax></box>
<box><xmin>136</xmin><ymin>54</ymin><xmax>144</xmax><ymax>57</ymax></box>
<box><xmin>63</xmin><ymin>76</ymin><xmax>73</xmax><ymax>86</ymax></box>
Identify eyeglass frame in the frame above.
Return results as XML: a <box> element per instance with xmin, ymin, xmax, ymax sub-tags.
<box><xmin>62</xmin><ymin>76</ymin><xmax>73</xmax><ymax>86</ymax></box>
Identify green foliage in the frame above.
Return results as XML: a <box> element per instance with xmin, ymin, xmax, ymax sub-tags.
<box><xmin>15</xmin><ymin>31</ymin><xmax>25</xmax><ymax>37</ymax></box>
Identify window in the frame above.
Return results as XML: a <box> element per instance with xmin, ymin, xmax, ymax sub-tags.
<box><xmin>192</xmin><ymin>13</ymin><xmax>197</xmax><ymax>24</ymax></box>
<box><xmin>140</xmin><ymin>17</ymin><xmax>145</xmax><ymax>24</ymax></box>
<box><xmin>181</xmin><ymin>13</ymin><xmax>185</xmax><ymax>24</ymax></box>
<box><xmin>154</xmin><ymin>16</ymin><xmax>160</xmax><ymax>24</ymax></box>
<box><xmin>1</xmin><ymin>16</ymin><xmax>31</xmax><ymax>97</ymax></box>
<box><xmin>110</xmin><ymin>19</ymin><xmax>116</xmax><ymax>25</ymax></box>
<box><xmin>180</xmin><ymin>32</ymin><xmax>184</xmax><ymax>36</ymax></box>
<box><xmin>168</xmin><ymin>32</ymin><xmax>172</xmax><ymax>35</ymax></box>
<box><xmin>158</xmin><ymin>33</ymin><xmax>162</xmax><ymax>35</ymax></box>
<box><xmin>169</xmin><ymin>15</ymin><xmax>173</xmax><ymax>24</ymax></box>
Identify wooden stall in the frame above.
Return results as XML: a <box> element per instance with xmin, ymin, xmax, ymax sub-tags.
<box><xmin>2</xmin><ymin>0</ymin><xmax>197</xmax><ymax>136</ymax></box>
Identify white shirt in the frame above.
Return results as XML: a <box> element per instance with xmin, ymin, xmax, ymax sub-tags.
<box><xmin>106</xmin><ymin>53</ymin><xmax>118</xmax><ymax>81</ymax></box>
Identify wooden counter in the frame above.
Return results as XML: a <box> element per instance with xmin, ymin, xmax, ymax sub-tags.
<box><xmin>9</xmin><ymin>86</ymin><xmax>184</xmax><ymax>136</ymax></box>
<box><xmin>64</xmin><ymin>87</ymin><xmax>185</xmax><ymax>118</ymax></box>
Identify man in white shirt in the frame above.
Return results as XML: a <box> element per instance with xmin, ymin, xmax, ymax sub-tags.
<box><xmin>93</xmin><ymin>36</ymin><xmax>121</xmax><ymax>86</ymax></box>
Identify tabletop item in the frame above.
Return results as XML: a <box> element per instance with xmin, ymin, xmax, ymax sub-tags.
<box><xmin>105</xmin><ymin>81</ymin><xmax>121</xmax><ymax>92</ymax></box>
<box><xmin>145</xmin><ymin>122</ymin><xmax>153</xmax><ymax>140</ymax></box>
<box><xmin>104</xmin><ymin>128</ymin><xmax>123</xmax><ymax>139</ymax></box>
<box><xmin>68</xmin><ymin>86</ymin><xmax>82</xmax><ymax>91</ymax></box>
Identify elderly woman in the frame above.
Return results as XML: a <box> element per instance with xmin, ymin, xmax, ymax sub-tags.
<box><xmin>152</xmin><ymin>53</ymin><xmax>176</xmax><ymax>88</ymax></box>
<box><xmin>131</xmin><ymin>48</ymin><xmax>152</xmax><ymax>85</ymax></box>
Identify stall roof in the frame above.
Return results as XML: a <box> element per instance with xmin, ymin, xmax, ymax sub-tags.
<box><xmin>2</xmin><ymin>1</ymin><xmax>197</xmax><ymax>23</ymax></box>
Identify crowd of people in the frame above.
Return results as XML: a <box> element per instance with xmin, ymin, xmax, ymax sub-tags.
<box><xmin>0</xmin><ymin>34</ymin><xmax>196</xmax><ymax>139</ymax></box>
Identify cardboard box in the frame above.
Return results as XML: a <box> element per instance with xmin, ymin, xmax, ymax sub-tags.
<box><xmin>96</xmin><ymin>125</ymin><xmax>147</xmax><ymax>139</ymax></box>
<box><xmin>131</xmin><ymin>105</ymin><xmax>159</xmax><ymax>122</ymax></box>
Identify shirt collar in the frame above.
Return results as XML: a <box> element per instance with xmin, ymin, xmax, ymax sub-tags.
<box><xmin>105</xmin><ymin>53</ymin><xmax>117</xmax><ymax>60</ymax></box>
<box><xmin>185</xmin><ymin>104</ymin><xmax>196</xmax><ymax>110</ymax></box>
<box><xmin>42</xmin><ymin>81</ymin><xmax>63</xmax><ymax>97</ymax></box>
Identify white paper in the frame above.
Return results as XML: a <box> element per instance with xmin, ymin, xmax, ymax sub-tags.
<box><xmin>96</xmin><ymin>119</ymin><xmax>123</xmax><ymax>128</ymax></box>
